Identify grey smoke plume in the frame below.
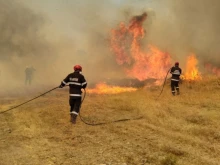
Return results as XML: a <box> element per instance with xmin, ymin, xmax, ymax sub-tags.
<box><xmin>0</xmin><ymin>0</ymin><xmax>47</xmax><ymax>60</ymax></box>
<box><xmin>171</xmin><ymin>0</ymin><xmax>220</xmax><ymax>66</ymax></box>
<box><xmin>0</xmin><ymin>0</ymin><xmax>128</xmax><ymax>92</ymax></box>
<box><xmin>1</xmin><ymin>0</ymin><xmax>219</xmax><ymax>94</ymax></box>
<box><xmin>148</xmin><ymin>0</ymin><xmax>220</xmax><ymax>66</ymax></box>
<box><xmin>0</xmin><ymin>0</ymin><xmax>54</xmax><ymax>91</ymax></box>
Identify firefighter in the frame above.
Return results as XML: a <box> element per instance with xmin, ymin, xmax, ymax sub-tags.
<box><xmin>59</xmin><ymin>65</ymin><xmax>87</xmax><ymax>124</ymax></box>
<box><xmin>170</xmin><ymin>62</ymin><xmax>182</xmax><ymax>95</ymax></box>
<box><xmin>25</xmin><ymin>66</ymin><xmax>36</xmax><ymax>85</ymax></box>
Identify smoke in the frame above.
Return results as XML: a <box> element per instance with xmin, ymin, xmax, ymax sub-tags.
<box><xmin>1</xmin><ymin>0</ymin><xmax>219</xmax><ymax>96</ymax></box>
<box><xmin>148</xmin><ymin>0</ymin><xmax>220</xmax><ymax>66</ymax></box>
<box><xmin>0</xmin><ymin>0</ymin><xmax>58</xmax><ymax>92</ymax></box>
<box><xmin>0</xmin><ymin>0</ymin><xmax>131</xmax><ymax>96</ymax></box>
<box><xmin>48</xmin><ymin>0</ymin><xmax>134</xmax><ymax>82</ymax></box>
<box><xmin>0</xmin><ymin>0</ymin><xmax>47</xmax><ymax>60</ymax></box>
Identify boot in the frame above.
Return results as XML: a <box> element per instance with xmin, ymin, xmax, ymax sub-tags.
<box><xmin>176</xmin><ymin>89</ymin><xmax>180</xmax><ymax>95</ymax></box>
<box><xmin>71</xmin><ymin>114</ymin><xmax>77</xmax><ymax>124</ymax></box>
<box><xmin>172</xmin><ymin>91</ymin><xmax>175</xmax><ymax>96</ymax></box>
<box><xmin>70</xmin><ymin>115</ymin><xmax>73</xmax><ymax>122</ymax></box>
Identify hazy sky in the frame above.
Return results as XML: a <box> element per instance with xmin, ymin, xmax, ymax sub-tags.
<box><xmin>20</xmin><ymin>0</ymin><xmax>163</xmax><ymax>40</ymax></box>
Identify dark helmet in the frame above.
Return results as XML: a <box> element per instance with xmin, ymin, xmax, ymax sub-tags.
<box><xmin>73</xmin><ymin>65</ymin><xmax>82</xmax><ymax>72</ymax></box>
<box><xmin>175</xmin><ymin>62</ymin><xmax>179</xmax><ymax>66</ymax></box>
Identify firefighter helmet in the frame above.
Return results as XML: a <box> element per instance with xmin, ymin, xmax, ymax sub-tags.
<box><xmin>73</xmin><ymin>65</ymin><xmax>82</xmax><ymax>71</ymax></box>
<box><xmin>175</xmin><ymin>62</ymin><xmax>179</xmax><ymax>66</ymax></box>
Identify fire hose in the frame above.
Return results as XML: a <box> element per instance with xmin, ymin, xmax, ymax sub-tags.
<box><xmin>79</xmin><ymin>88</ymin><xmax>143</xmax><ymax>126</ymax></box>
<box><xmin>0</xmin><ymin>86</ymin><xmax>59</xmax><ymax>114</ymax></box>
<box><xmin>157</xmin><ymin>68</ymin><xmax>171</xmax><ymax>98</ymax></box>
<box><xmin>0</xmin><ymin>86</ymin><xmax>143</xmax><ymax>125</ymax></box>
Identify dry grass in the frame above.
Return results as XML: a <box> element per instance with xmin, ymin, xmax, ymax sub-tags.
<box><xmin>0</xmin><ymin>77</ymin><xmax>220</xmax><ymax>165</ymax></box>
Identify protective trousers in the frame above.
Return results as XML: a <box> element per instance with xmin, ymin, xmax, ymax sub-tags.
<box><xmin>171</xmin><ymin>80</ymin><xmax>179</xmax><ymax>95</ymax></box>
<box><xmin>69</xmin><ymin>97</ymin><xmax>81</xmax><ymax>124</ymax></box>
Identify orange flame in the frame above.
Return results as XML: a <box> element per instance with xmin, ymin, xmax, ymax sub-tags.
<box><xmin>110</xmin><ymin>13</ymin><xmax>171</xmax><ymax>81</ymax></box>
<box><xmin>182</xmin><ymin>54</ymin><xmax>202</xmax><ymax>80</ymax></box>
<box><xmin>87</xmin><ymin>83</ymin><xmax>137</xmax><ymax>94</ymax></box>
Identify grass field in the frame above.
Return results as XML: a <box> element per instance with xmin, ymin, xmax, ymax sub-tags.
<box><xmin>0</xmin><ymin>77</ymin><xmax>220</xmax><ymax>165</ymax></box>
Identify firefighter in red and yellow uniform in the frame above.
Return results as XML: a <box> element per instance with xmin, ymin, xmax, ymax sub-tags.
<box><xmin>170</xmin><ymin>62</ymin><xmax>182</xmax><ymax>96</ymax></box>
<box><xmin>59</xmin><ymin>65</ymin><xmax>87</xmax><ymax>124</ymax></box>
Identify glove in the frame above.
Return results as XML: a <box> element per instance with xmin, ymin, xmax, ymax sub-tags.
<box><xmin>59</xmin><ymin>84</ymin><xmax>63</xmax><ymax>88</ymax></box>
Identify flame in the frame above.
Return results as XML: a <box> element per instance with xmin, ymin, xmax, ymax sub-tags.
<box><xmin>204</xmin><ymin>63</ymin><xmax>220</xmax><ymax>76</ymax></box>
<box><xmin>110</xmin><ymin>12</ymin><xmax>171</xmax><ymax>81</ymax></box>
<box><xmin>181</xmin><ymin>54</ymin><xmax>202</xmax><ymax>80</ymax></box>
<box><xmin>87</xmin><ymin>83</ymin><xmax>137</xmax><ymax>94</ymax></box>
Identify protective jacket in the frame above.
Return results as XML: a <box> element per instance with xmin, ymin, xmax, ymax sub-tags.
<box><xmin>60</xmin><ymin>71</ymin><xmax>87</xmax><ymax>97</ymax></box>
<box><xmin>170</xmin><ymin>66</ymin><xmax>182</xmax><ymax>81</ymax></box>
